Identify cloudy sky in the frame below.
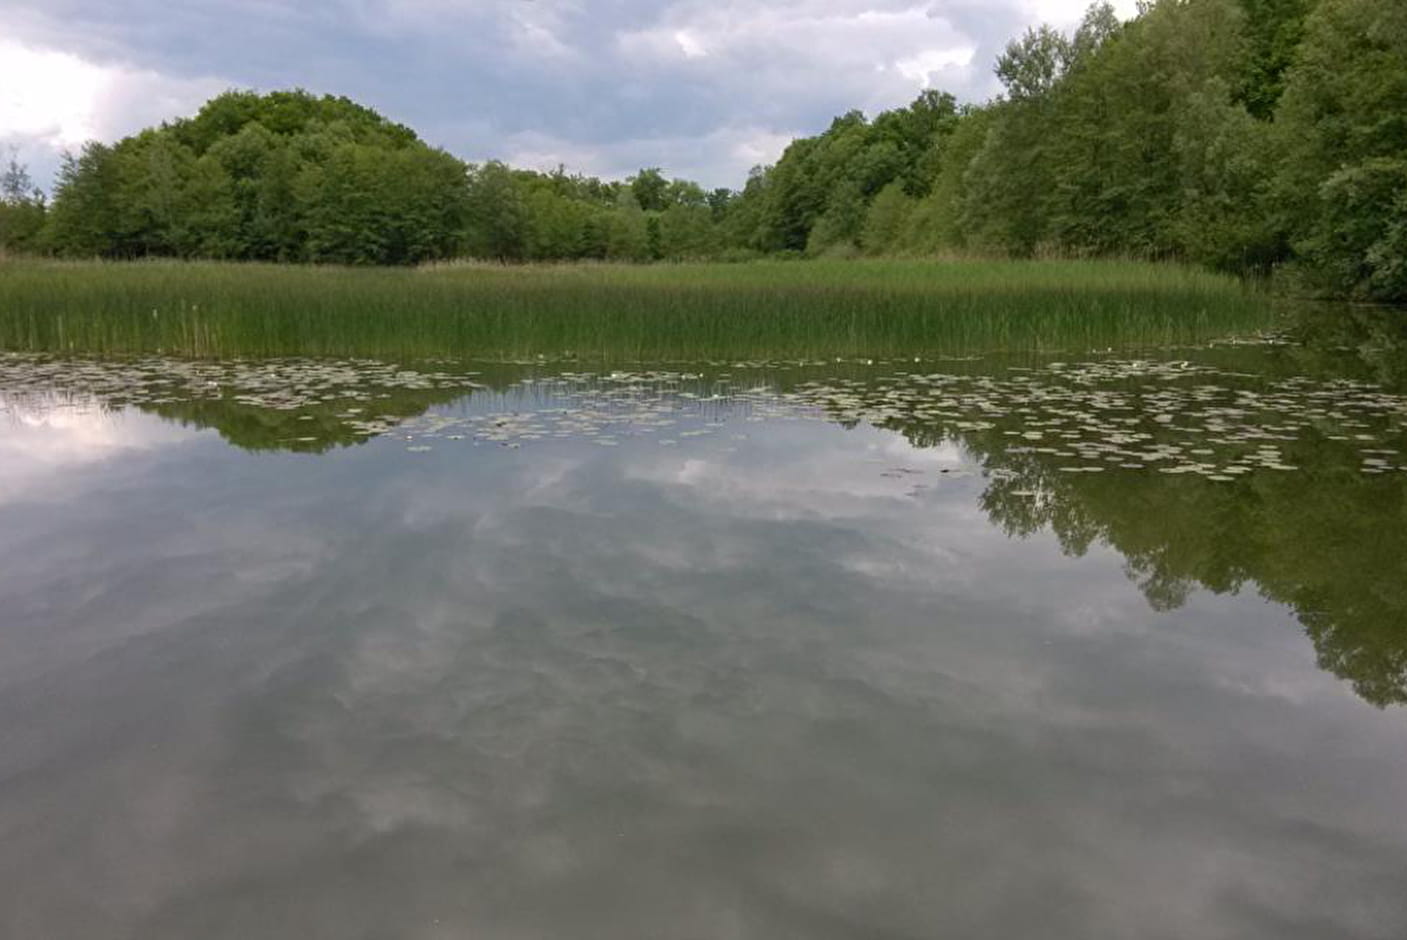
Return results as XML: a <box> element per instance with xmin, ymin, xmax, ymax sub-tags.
<box><xmin>0</xmin><ymin>0</ymin><xmax>1136</xmax><ymax>192</ymax></box>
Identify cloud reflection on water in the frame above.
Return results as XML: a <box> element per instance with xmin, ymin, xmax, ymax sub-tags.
<box><xmin>0</xmin><ymin>397</ymin><xmax>1404</xmax><ymax>939</ymax></box>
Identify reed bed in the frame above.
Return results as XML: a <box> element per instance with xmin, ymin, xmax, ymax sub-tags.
<box><xmin>0</xmin><ymin>258</ymin><xmax>1274</xmax><ymax>360</ymax></box>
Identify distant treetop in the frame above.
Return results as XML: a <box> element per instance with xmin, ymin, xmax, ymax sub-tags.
<box><xmin>170</xmin><ymin>89</ymin><xmax>421</xmax><ymax>155</ymax></box>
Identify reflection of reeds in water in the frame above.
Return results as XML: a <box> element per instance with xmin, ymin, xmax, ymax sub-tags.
<box><xmin>0</xmin><ymin>258</ymin><xmax>1274</xmax><ymax>360</ymax></box>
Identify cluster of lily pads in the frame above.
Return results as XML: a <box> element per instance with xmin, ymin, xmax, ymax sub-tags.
<box><xmin>382</xmin><ymin>370</ymin><xmax>819</xmax><ymax>450</ymax></box>
<box><xmin>0</xmin><ymin>353</ymin><xmax>488</xmax><ymax>450</ymax></box>
<box><xmin>0</xmin><ymin>354</ymin><xmax>483</xmax><ymax>411</ymax></box>
<box><xmin>347</xmin><ymin>359</ymin><xmax>1407</xmax><ymax>481</ymax></box>
<box><xmin>793</xmin><ymin>359</ymin><xmax>1407</xmax><ymax>478</ymax></box>
<box><xmin>2</xmin><ymin>352</ymin><xmax>1404</xmax><ymax>480</ymax></box>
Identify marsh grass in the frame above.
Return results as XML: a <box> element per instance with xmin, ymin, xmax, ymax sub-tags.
<box><xmin>0</xmin><ymin>258</ymin><xmax>1274</xmax><ymax>360</ymax></box>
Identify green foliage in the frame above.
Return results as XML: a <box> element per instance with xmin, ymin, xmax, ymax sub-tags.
<box><xmin>806</xmin><ymin>178</ymin><xmax>868</xmax><ymax>255</ymax></box>
<box><xmin>960</xmin><ymin>98</ymin><xmax>1054</xmax><ymax>255</ymax></box>
<box><xmin>657</xmin><ymin>204</ymin><xmax>721</xmax><ymax>260</ymax></box>
<box><xmin>995</xmin><ymin>25</ymin><xmax>1073</xmax><ymax>101</ymax></box>
<box><xmin>302</xmin><ymin>143</ymin><xmax>467</xmax><ymax>264</ymax></box>
<box><xmin>45</xmin><ymin>143</ymin><xmax>125</xmax><ymax>257</ymax></box>
<box><xmin>870</xmin><ymin>90</ymin><xmax>961</xmax><ymax>196</ymax></box>
<box><xmin>1233</xmin><ymin>0</ymin><xmax>1315</xmax><ymax>118</ymax></box>
<box><xmin>1297</xmin><ymin>159</ymin><xmax>1407</xmax><ymax>299</ymax></box>
<box><xmin>859</xmin><ymin>182</ymin><xmax>915</xmax><ymax>256</ymax></box>
<box><xmin>465</xmin><ymin>162</ymin><xmax>529</xmax><ymax>261</ymax></box>
<box><xmin>875</xmin><ymin>0</ymin><xmax>1401</xmax><ymax>300</ymax></box>
<box><xmin>0</xmin><ymin>155</ymin><xmax>47</xmax><ymax>254</ymax></box>
<box><xmin>1171</xmin><ymin>79</ymin><xmax>1284</xmax><ymax>273</ymax></box>
<box><xmin>43</xmin><ymin>90</ymin><xmax>468</xmax><ymax>265</ymax></box>
<box><xmin>1044</xmin><ymin>0</ymin><xmax>1246</xmax><ymax>257</ymax></box>
<box><xmin>733</xmin><ymin>92</ymin><xmax>961</xmax><ymax>255</ymax></box>
<box><xmin>897</xmin><ymin>106</ymin><xmax>995</xmax><ymax>255</ymax></box>
<box><xmin>170</xmin><ymin>89</ymin><xmax>419</xmax><ymax>155</ymax></box>
<box><xmin>629</xmin><ymin>168</ymin><xmax>669</xmax><ymax>212</ymax></box>
<box><xmin>1274</xmin><ymin>0</ymin><xmax>1407</xmax><ymax>300</ymax></box>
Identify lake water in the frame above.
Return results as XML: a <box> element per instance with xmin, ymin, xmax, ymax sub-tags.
<box><xmin>2</xmin><ymin>309</ymin><xmax>1406</xmax><ymax>939</ymax></box>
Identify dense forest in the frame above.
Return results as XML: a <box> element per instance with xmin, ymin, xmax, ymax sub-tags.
<box><xmin>0</xmin><ymin>0</ymin><xmax>1402</xmax><ymax>300</ymax></box>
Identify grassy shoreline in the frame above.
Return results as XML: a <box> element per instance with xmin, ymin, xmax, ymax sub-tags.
<box><xmin>0</xmin><ymin>257</ymin><xmax>1274</xmax><ymax>360</ymax></box>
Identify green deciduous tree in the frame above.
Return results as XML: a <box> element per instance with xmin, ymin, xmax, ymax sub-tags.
<box><xmin>466</xmin><ymin>161</ymin><xmax>529</xmax><ymax>262</ymax></box>
<box><xmin>0</xmin><ymin>155</ymin><xmax>47</xmax><ymax>254</ymax></box>
<box><xmin>629</xmin><ymin>168</ymin><xmax>669</xmax><ymax>213</ymax></box>
<box><xmin>860</xmin><ymin>181</ymin><xmax>915</xmax><ymax>256</ymax></box>
<box><xmin>44</xmin><ymin>90</ymin><xmax>471</xmax><ymax>265</ymax></box>
<box><xmin>1275</xmin><ymin>0</ymin><xmax>1407</xmax><ymax>300</ymax></box>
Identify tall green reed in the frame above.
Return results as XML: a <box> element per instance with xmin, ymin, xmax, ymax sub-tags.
<box><xmin>0</xmin><ymin>258</ymin><xmax>1275</xmax><ymax>360</ymax></box>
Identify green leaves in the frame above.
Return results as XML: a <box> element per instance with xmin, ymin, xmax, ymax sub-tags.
<box><xmin>0</xmin><ymin>155</ymin><xmax>46</xmax><ymax>254</ymax></box>
<box><xmin>873</xmin><ymin>0</ymin><xmax>1405</xmax><ymax>300</ymax></box>
<box><xmin>1297</xmin><ymin>159</ymin><xmax>1407</xmax><ymax>300</ymax></box>
<box><xmin>45</xmin><ymin>91</ymin><xmax>469</xmax><ymax>265</ymax></box>
<box><xmin>995</xmin><ymin>25</ymin><xmax>1073</xmax><ymax>102</ymax></box>
<box><xmin>1274</xmin><ymin>0</ymin><xmax>1407</xmax><ymax>299</ymax></box>
<box><xmin>737</xmin><ymin>92</ymin><xmax>964</xmax><ymax>255</ymax></box>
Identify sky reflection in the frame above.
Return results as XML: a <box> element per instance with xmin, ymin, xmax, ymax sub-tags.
<box><xmin>1</xmin><ymin>386</ymin><xmax>1404</xmax><ymax>939</ymax></box>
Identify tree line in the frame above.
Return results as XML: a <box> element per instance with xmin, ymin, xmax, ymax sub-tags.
<box><xmin>1</xmin><ymin>0</ymin><xmax>1402</xmax><ymax>300</ymax></box>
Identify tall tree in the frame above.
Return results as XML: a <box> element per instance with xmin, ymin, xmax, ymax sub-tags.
<box><xmin>1234</xmin><ymin>0</ymin><xmax>1316</xmax><ymax>119</ymax></box>
<box><xmin>629</xmin><ymin>168</ymin><xmax>669</xmax><ymax>213</ymax></box>
<box><xmin>466</xmin><ymin>162</ymin><xmax>530</xmax><ymax>262</ymax></box>
<box><xmin>1274</xmin><ymin>0</ymin><xmax>1407</xmax><ymax>299</ymax></box>
<box><xmin>0</xmin><ymin>154</ymin><xmax>47</xmax><ymax>254</ymax></box>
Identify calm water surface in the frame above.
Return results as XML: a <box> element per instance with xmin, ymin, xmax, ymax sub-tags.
<box><xmin>2</xmin><ymin>314</ymin><xmax>1406</xmax><ymax>939</ymax></box>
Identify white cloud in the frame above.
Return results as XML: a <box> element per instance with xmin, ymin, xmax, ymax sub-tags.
<box><xmin>0</xmin><ymin>38</ymin><xmax>227</xmax><ymax>189</ymax></box>
<box><xmin>893</xmin><ymin>46</ymin><xmax>976</xmax><ymax>87</ymax></box>
<box><xmin>729</xmin><ymin>128</ymin><xmax>797</xmax><ymax>172</ymax></box>
<box><xmin>0</xmin><ymin>41</ymin><xmax>111</xmax><ymax>150</ymax></box>
<box><xmin>619</xmin><ymin>3</ymin><xmax>973</xmax><ymax>81</ymax></box>
<box><xmin>673</xmin><ymin>29</ymin><xmax>708</xmax><ymax>58</ymax></box>
<box><xmin>486</xmin><ymin>123</ymin><xmax>804</xmax><ymax>185</ymax></box>
<box><xmin>374</xmin><ymin>0</ymin><xmax>583</xmax><ymax>58</ymax></box>
<box><xmin>0</xmin><ymin>399</ymin><xmax>200</xmax><ymax>503</ymax></box>
<box><xmin>1021</xmin><ymin>0</ymin><xmax>1142</xmax><ymax>27</ymax></box>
